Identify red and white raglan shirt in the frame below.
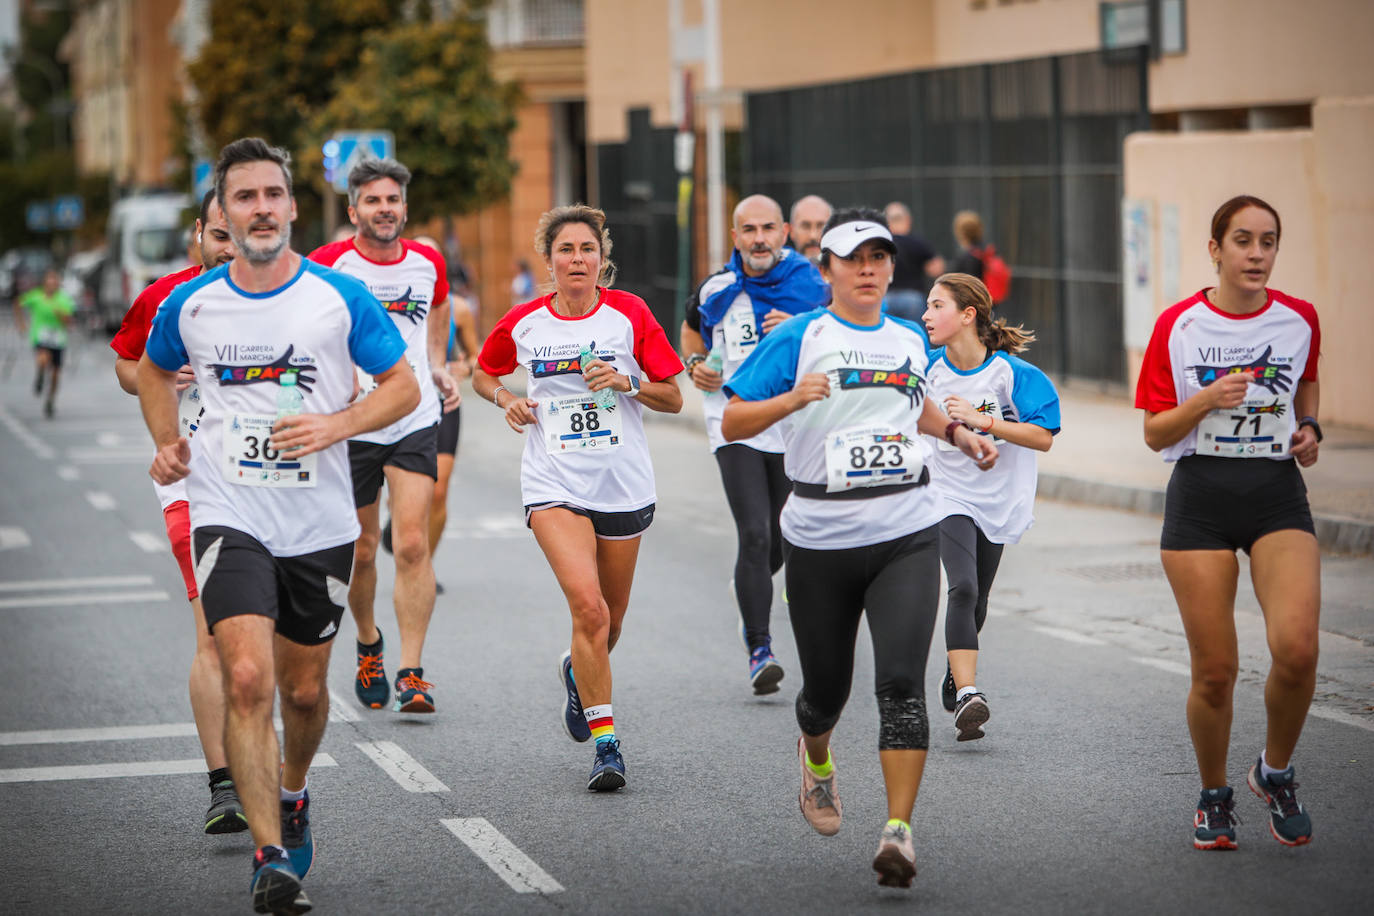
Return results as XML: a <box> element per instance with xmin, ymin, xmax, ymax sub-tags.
<box><xmin>111</xmin><ymin>264</ymin><xmax>206</xmax><ymax>511</ymax></box>
<box><xmin>477</xmin><ymin>289</ymin><xmax>684</xmax><ymax>513</ymax></box>
<box><xmin>308</xmin><ymin>239</ymin><xmax>448</xmax><ymax>444</ymax></box>
<box><xmin>1135</xmin><ymin>288</ymin><xmax>1320</xmax><ymax>463</ymax></box>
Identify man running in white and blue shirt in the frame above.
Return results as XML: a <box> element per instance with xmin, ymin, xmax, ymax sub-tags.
<box><xmin>139</xmin><ymin>137</ymin><xmax>418</xmax><ymax>916</ymax></box>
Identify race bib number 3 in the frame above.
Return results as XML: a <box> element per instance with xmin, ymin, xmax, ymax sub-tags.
<box><xmin>722</xmin><ymin>306</ymin><xmax>758</xmax><ymax>361</ymax></box>
<box><xmin>221</xmin><ymin>414</ymin><xmax>318</xmax><ymax>487</ymax></box>
<box><xmin>1197</xmin><ymin>395</ymin><xmax>1290</xmax><ymax>458</ymax></box>
<box><xmin>544</xmin><ymin>394</ymin><xmax>622</xmax><ymax>455</ymax></box>
<box><xmin>824</xmin><ymin>426</ymin><xmax>922</xmax><ymax>492</ymax></box>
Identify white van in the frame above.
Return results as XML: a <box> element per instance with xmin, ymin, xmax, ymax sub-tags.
<box><xmin>97</xmin><ymin>193</ymin><xmax>191</xmax><ymax>332</ymax></box>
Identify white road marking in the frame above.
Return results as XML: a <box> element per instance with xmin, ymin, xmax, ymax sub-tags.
<box><xmin>66</xmin><ymin>447</ymin><xmax>152</xmax><ymax>464</ymax></box>
<box><xmin>0</xmin><ymin>753</ymin><xmax>337</xmax><ymax>784</ymax></box>
<box><xmin>0</xmin><ymin>527</ymin><xmax>31</xmax><ymax>551</ymax></box>
<box><xmin>85</xmin><ymin>491</ymin><xmax>118</xmax><ymax>510</ymax></box>
<box><xmin>0</xmin><ymin>575</ymin><xmax>155</xmax><ymax>592</ymax></box>
<box><xmin>0</xmin><ymin>402</ymin><xmax>56</xmax><ymax>459</ymax></box>
<box><xmin>56</xmin><ymin>465</ymin><xmax>79</xmax><ymax>480</ymax></box>
<box><xmin>1309</xmin><ymin>706</ymin><xmax>1374</xmax><ymax>733</ymax></box>
<box><xmin>1031</xmin><ymin>625</ymin><xmax>1105</xmax><ymax>646</ymax></box>
<box><xmin>328</xmin><ymin>689</ymin><xmax>361</xmax><ymax>723</ymax></box>
<box><xmin>1131</xmin><ymin>657</ymin><xmax>1193</xmax><ymax>677</ymax></box>
<box><xmin>355</xmin><ymin>741</ymin><xmax>449</xmax><ymax>792</ymax></box>
<box><xmin>0</xmin><ymin>590</ymin><xmax>170</xmax><ymax>610</ymax></box>
<box><xmin>445</xmin><ymin>515</ymin><xmax>529</xmax><ymax>539</ymax></box>
<box><xmin>441</xmin><ymin>817</ymin><xmax>564</xmax><ymax>894</ymax></box>
<box><xmin>96</xmin><ymin>432</ymin><xmax>122</xmax><ymax>448</ymax></box>
<box><xmin>0</xmin><ymin>722</ymin><xmax>202</xmax><ymax>746</ymax></box>
<box><xmin>129</xmin><ymin>531</ymin><xmax>164</xmax><ymax>553</ymax></box>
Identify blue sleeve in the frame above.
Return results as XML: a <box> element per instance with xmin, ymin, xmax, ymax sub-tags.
<box><xmin>722</xmin><ymin>312</ymin><xmax>812</xmax><ymax>401</ymax></box>
<box><xmin>1008</xmin><ymin>355</ymin><xmax>1061</xmax><ymax>433</ymax></box>
<box><xmin>311</xmin><ymin>266</ymin><xmax>407</xmax><ymax>375</ymax></box>
<box><xmin>144</xmin><ymin>286</ymin><xmax>191</xmax><ymax>371</ymax></box>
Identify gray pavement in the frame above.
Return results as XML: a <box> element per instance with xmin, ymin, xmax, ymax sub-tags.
<box><xmin>1</xmin><ymin>326</ymin><xmax>1372</xmax><ymax>914</ymax></box>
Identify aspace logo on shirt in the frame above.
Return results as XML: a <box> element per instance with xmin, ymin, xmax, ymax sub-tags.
<box><xmin>529</xmin><ymin>341</ymin><xmax>617</xmax><ymax>378</ymax></box>
<box><xmin>832</xmin><ymin>357</ymin><xmax>926</xmax><ymax>407</ymax></box>
<box><xmin>207</xmin><ymin>343</ymin><xmax>318</xmax><ymax>391</ymax></box>
<box><xmin>378</xmin><ymin>286</ymin><xmax>428</xmax><ymax>324</ymax></box>
<box><xmin>1188</xmin><ymin>344</ymin><xmax>1293</xmax><ymax>394</ymax></box>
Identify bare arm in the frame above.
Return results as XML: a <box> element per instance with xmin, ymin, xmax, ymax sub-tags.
<box><xmin>584</xmin><ymin>357</ymin><xmax>682</xmax><ymax>414</ymax></box>
<box><xmin>428</xmin><ymin>295</ymin><xmax>460</xmax><ymax>413</ymax></box>
<box><xmin>137</xmin><ymin>353</ymin><xmax>190</xmax><ymax>484</ymax></box>
<box><xmin>270</xmin><ymin>359</ymin><xmax>420</xmax><ymax>457</ymax></box>
<box><xmin>1289</xmin><ymin>378</ymin><xmax>1320</xmax><ymax>467</ymax></box>
<box><xmin>721</xmin><ymin>372</ymin><xmax>830</xmax><ymax>441</ymax></box>
<box><xmin>680</xmin><ymin>322</ymin><xmax>722</xmax><ymax>392</ymax></box>
<box><xmin>917</xmin><ymin>396</ymin><xmax>998</xmax><ymax>468</ymax></box>
<box><xmin>454</xmin><ymin>297</ymin><xmax>481</xmax><ymax>368</ymax></box>
<box><xmin>1143</xmin><ymin>372</ymin><xmax>1249</xmax><ymax>452</ymax></box>
<box><xmin>473</xmin><ymin>367</ymin><xmax>539</xmax><ymax>434</ymax></box>
<box><xmin>942</xmin><ymin>395</ymin><xmax>1053</xmax><ymax>451</ymax></box>
<box><xmin>115</xmin><ymin>357</ymin><xmax>140</xmax><ymax>395</ymax></box>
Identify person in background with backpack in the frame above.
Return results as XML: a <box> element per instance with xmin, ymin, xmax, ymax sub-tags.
<box><xmin>951</xmin><ymin>210</ymin><xmax>1012</xmax><ymax>305</ymax></box>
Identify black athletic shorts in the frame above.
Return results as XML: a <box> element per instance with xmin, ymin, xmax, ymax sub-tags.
<box><xmin>349</xmin><ymin>423</ymin><xmax>439</xmax><ymax>508</ymax></box>
<box><xmin>36</xmin><ymin>345</ymin><xmax>64</xmax><ymax>369</ymax></box>
<box><xmin>1161</xmin><ymin>455</ymin><xmax>1314</xmax><ymax>553</ymax></box>
<box><xmin>437</xmin><ymin>406</ymin><xmax>461</xmax><ymax>456</ymax></box>
<box><xmin>524</xmin><ymin>502</ymin><xmax>656</xmax><ymax>540</ymax></box>
<box><xmin>192</xmin><ymin>526</ymin><xmax>354</xmax><ymax>645</ymax></box>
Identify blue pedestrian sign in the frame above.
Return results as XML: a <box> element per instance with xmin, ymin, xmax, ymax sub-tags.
<box><xmin>323</xmin><ymin>131</ymin><xmax>395</xmax><ymax>194</ymax></box>
<box><xmin>192</xmin><ymin>159</ymin><xmax>214</xmax><ymax>200</ymax></box>
<box><xmin>25</xmin><ymin>201</ymin><xmax>51</xmax><ymax>233</ymax></box>
<box><xmin>53</xmin><ymin>195</ymin><xmax>84</xmax><ymax>230</ymax></box>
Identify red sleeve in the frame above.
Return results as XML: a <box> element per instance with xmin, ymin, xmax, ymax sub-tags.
<box><xmin>308</xmin><ymin>239</ymin><xmax>353</xmax><ymax>267</ymax></box>
<box><xmin>110</xmin><ymin>266</ymin><xmax>200</xmax><ymax>360</ymax></box>
<box><xmin>405</xmin><ymin>240</ymin><xmax>450</xmax><ymax>305</ymax></box>
<box><xmin>1135</xmin><ymin>299</ymin><xmax>1193</xmax><ymax>412</ymax></box>
<box><xmin>605</xmin><ymin>291</ymin><xmax>685</xmax><ymax>382</ymax></box>
<box><xmin>477</xmin><ymin>299</ymin><xmax>545</xmax><ymax>377</ymax></box>
<box><xmin>1273</xmin><ymin>291</ymin><xmax>1321</xmax><ymax>382</ymax></box>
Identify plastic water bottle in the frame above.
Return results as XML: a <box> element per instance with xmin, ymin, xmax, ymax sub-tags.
<box><xmin>704</xmin><ymin>349</ymin><xmax>724</xmax><ymax>374</ymax></box>
<box><xmin>580</xmin><ymin>344</ymin><xmax>617</xmax><ymax>410</ymax></box>
<box><xmin>276</xmin><ymin>371</ymin><xmax>304</xmax><ymax>418</ymax></box>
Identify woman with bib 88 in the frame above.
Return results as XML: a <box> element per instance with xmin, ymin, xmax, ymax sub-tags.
<box><xmin>1136</xmin><ymin>195</ymin><xmax>1321</xmax><ymax>851</ymax></box>
<box><xmin>473</xmin><ymin>205</ymin><xmax>683</xmax><ymax>792</ymax></box>
<box><xmin>722</xmin><ymin>208</ymin><xmax>997</xmax><ymax>889</ymax></box>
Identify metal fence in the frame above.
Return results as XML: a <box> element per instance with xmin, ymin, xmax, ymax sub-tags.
<box><xmin>745</xmin><ymin>48</ymin><xmax>1150</xmax><ymax>383</ymax></box>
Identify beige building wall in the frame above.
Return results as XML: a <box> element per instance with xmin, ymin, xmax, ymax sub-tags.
<box><xmin>931</xmin><ymin>0</ymin><xmax>1100</xmax><ymax>67</ymax></box>
<box><xmin>1150</xmin><ymin>0</ymin><xmax>1374</xmax><ymax>112</ymax></box>
<box><xmin>1123</xmin><ymin>97</ymin><xmax>1374</xmax><ymax>429</ymax></box>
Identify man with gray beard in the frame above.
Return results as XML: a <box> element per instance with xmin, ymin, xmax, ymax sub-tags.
<box><xmin>680</xmin><ymin>194</ymin><xmax>830</xmax><ymax>695</ymax></box>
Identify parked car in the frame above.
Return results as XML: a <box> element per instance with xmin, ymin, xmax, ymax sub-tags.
<box><xmin>0</xmin><ymin>247</ymin><xmax>56</xmax><ymax>301</ymax></box>
<box><xmin>96</xmin><ymin>193</ymin><xmax>191</xmax><ymax>332</ymax></box>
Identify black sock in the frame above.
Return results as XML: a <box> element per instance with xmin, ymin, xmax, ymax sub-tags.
<box><xmin>358</xmin><ymin>633</ymin><xmax>382</xmax><ymax>652</ymax></box>
<box><xmin>208</xmin><ymin>766</ymin><xmax>232</xmax><ymax>787</ymax></box>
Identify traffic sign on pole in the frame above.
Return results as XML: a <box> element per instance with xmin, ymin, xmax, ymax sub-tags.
<box><xmin>323</xmin><ymin>131</ymin><xmax>395</xmax><ymax>194</ymax></box>
<box><xmin>52</xmin><ymin>196</ymin><xmax>84</xmax><ymax>230</ymax></box>
<box><xmin>25</xmin><ymin>202</ymin><xmax>51</xmax><ymax>233</ymax></box>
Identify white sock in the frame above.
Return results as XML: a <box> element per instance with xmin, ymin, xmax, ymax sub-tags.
<box><xmin>1260</xmin><ymin>750</ymin><xmax>1290</xmax><ymax>781</ymax></box>
<box><xmin>956</xmin><ymin>686</ymin><xmax>978</xmax><ymax>703</ymax></box>
<box><xmin>280</xmin><ymin>780</ymin><xmax>307</xmax><ymax>803</ymax></box>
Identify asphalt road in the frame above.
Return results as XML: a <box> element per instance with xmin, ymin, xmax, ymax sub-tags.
<box><xmin>2</xmin><ymin>328</ymin><xmax>1371</xmax><ymax>914</ymax></box>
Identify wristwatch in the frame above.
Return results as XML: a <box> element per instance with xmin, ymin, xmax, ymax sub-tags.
<box><xmin>684</xmin><ymin>353</ymin><xmax>706</xmax><ymax>370</ymax></box>
<box><xmin>625</xmin><ymin>375</ymin><xmax>642</xmax><ymax>398</ymax></box>
<box><xmin>1298</xmin><ymin>416</ymin><xmax>1323</xmax><ymax>442</ymax></box>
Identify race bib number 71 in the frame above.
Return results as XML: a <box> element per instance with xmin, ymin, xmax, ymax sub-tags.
<box><xmin>1197</xmin><ymin>394</ymin><xmax>1290</xmax><ymax>458</ymax></box>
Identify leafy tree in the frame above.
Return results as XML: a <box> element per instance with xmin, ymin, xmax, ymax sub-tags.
<box><xmin>307</xmin><ymin>9</ymin><xmax>521</xmax><ymax>221</ymax></box>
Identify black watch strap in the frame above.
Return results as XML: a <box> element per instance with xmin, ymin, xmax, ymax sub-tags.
<box><xmin>1299</xmin><ymin>416</ymin><xmax>1323</xmax><ymax>442</ymax></box>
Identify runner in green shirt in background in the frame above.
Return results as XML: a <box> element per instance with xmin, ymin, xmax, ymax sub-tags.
<box><xmin>15</xmin><ymin>268</ymin><xmax>75</xmax><ymax>418</ymax></box>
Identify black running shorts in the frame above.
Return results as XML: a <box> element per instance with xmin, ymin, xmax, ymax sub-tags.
<box><xmin>1161</xmin><ymin>455</ymin><xmax>1315</xmax><ymax>553</ymax></box>
<box><xmin>437</xmin><ymin>406</ymin><xmax>461</xmax><ymax>457</ymax></box>
<box><xmin>349</xmin><ymin>423</ymin><xmax>440</xmax><ymax>508</ymax></box>
<box><xmin>192</xmin><ymin>526</ymin><xmax>354</xmax><ymax>645</ymax></box>
<box><xmin>524</xmin><ymin>502</ymin><xmax>655</xmax><ymax>539</ymax></box>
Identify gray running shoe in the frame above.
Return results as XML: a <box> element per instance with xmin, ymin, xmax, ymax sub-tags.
<box><xmin>953</xmin><ymin>692</ymin><xmax>990</xmax><ymax>741</ymax></box>
<box><xmin>205</xmin><ymin>777</ymin><xmax>249</xmax><ymax>834</ymax></box>
<box><xmin>797</xmin><ymin>737</ymin><xmax>841</xmax><ymax>836</ymax></box>
<box><xmin>1247</xmin><ymin>758</ymin><xmax>1312</xmax><ymax>846</ymax></box>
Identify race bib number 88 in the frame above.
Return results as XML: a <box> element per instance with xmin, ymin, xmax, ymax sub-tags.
<box><xmin>824</xmin><ymin>425</ymin><xmax>922</xmax><ymax>492</ymax></box>
<box><xmin>221</xmin><ymin>414</ymin><xmax>318</xmax><ymax>487</ymax></box>
<box><xmin>544</xmin><ymin>394</ymin><xmax>622</xmax><ymax>455</ymax></box>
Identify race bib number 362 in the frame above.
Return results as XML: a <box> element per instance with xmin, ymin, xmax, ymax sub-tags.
<box><xmin>1197</xmin><ymin>394</ymin><xmax>1290</xmax><ymax>458</ymax></box>
<box><xmin>824</xmin><ymin>425</ymin><xmax>922</xmax><ymax>492</ymax></box>
<box><xmin>543</xmin><ymin>394</ymin><xmax>622</xmax><ymax>455</ymax></box>
<box><xmin>221</xmin><ymin>414</ymin><xmax>318</xmax><ymax>487</ymax></box>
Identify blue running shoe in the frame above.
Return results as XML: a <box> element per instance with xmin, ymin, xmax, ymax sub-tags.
<box><xmin>587</xmin><ymin>738</ymin><xmax>626</xmax><ymax>791</ymax></box>
<box><xmin>1248</xmin><ymin>758</ymin><xmax>1312</xmax><ymax>846</ymax></box>
<box><xmin>558</xmin><ymin>651</ymin><xmax>591</xmax><ymax>743</ymax></box>
<box><xmin>281</xmin><ymin>793</ymin><xmax>314</xmax><ymax>879</ymax></box>
<box><xmin>250</xmin><ymin>847</ymin><xmax>310</xmax><ymax>915</ymax></box>
<box><xmin>393</xmin><ymin>667</ymin><xmax>435</xmax><ymax>714</ymax></box>
<box><xmin>355</xmin><ymin>633</ymin><xmax>388</xmax><ymax>709</ymax></box>
<box><xmin>1193</xmin><ymin>786</ymin><xmax>1239</xmax><ymax>850</ymax></box>
<box><xmin>748</xmin><ymin>642</ymin><xmax>784</xmax><ymax>695</ymax></box>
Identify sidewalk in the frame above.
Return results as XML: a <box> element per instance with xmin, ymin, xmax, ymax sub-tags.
<box><xmin>650</xmin><ymin>384</ymin><xmax>1374</xmax><ymax>556</ymax></box>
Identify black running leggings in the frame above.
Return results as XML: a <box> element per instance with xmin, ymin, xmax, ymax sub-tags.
<box><xmin>784</xmin><ymin>526</ymin><xmax>940</xmax><ymax>751</ymax></box>
<box><xmin>714</xmin><ymin>444</ymin><xmax>790</xmax><ymax>650</ymax></box>
<box><xmin>939</xmin><ymin>514</ymin><xmax>1005</xmax><ymax>651</ymax></box>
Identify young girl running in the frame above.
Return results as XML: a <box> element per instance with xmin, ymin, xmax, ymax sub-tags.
<box><xmin>921</xmin><ymin>274</ymin><xmax>1060</xmax><ymax>740</ymax></box>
